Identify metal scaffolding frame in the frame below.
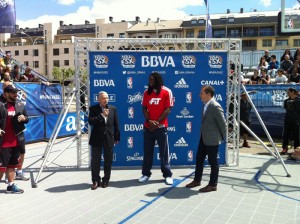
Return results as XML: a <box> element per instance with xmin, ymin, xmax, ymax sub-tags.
<box><xmin>74</xmin><ymin>38</ymin><xmax>242</xmax><ymax>167</ymax></box>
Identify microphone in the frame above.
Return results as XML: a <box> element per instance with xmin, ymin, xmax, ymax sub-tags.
<box><xmin>105</xmin><ymin>104</ymin><xmax>108</xmax><ymax>109</ymax></box>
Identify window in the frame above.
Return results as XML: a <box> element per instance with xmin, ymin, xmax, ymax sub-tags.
<box><xmin>172</xmin><ymin>34</ymin><xmax>178</xmax><ymax>38</ymax></box>
<box><xmin>197</xmin><ymin>31</ymin><xmax>205</xmax><ymax>38</ymax></box>
<box><xmin>186</xmin><ymin>30</ymin><xmax>194</xmax><ymax>38</ymax></box>
<box><xmin>34</xmin><ymin>61</ymin><xmax>39</xmax><ymax>68</ymax></box>
<box><xmin>97</xmin><ymin>26</ymin><xmax>99</xmax><ymax>32</ymax></box>
<box><xmin>145</xmin><ymin>36</ymin><xmax>150</xmax><ymax>38</ymax></box>
<box><xmin>243</xmin><ymin>28</ymin><xmax>258</xmax><ymax>37</ymax></box>
<box><xmin>53</xmin><ymin>48</ymin><xmax>59</xmax><ymax>55</ymax></box>
<box><xmin>33</xmin><ymin>49</ymin><xmax>39</xmax><ymax>56</ymax></box>
<box><xmin>107</xmin><ymin>33</ymin><xmax>114</xmax><ymax>38</ymax></box>
<box><xmin>262</xmin><ymin>39</ymin><xmax>272</xmax><ymax>47</ymax></box>
<box><xmin>259</xmin><ymin>27</ymin><xmax>274</xmax><ymax>36</ymax></box>
<box><xmin>242</xmin><ymin>40</ymin><xmax>257</xmax><ymax>49</ymax></box>
<box><xmin>199</xmin><ymin>19</ymin><xmax>205</xmax><ymax>24</ymax></box>
<box><xmin>213</xmin><ymin>29</ymin><xmax>226</xmax><ymax>38</ymax></box>
<box><xmin>220</xmin><ymin>18</ymin><xmax>227</xmax><ymax>24</ymax></box>
<box><xmin>165</xmin><ymin>34</ymin><xmax>171</xmax><ymax>38</ymax></box>
<box><xmin>228</xmin><ymin>29</ymin><xmax>240</xmax><ymax>37</ymax></box>
<box><xmin>64</xmin><ymin>60</ymin><xmax>69</xmax><ymax>66</ymax></box>
<box><xmin>64</xmin><ymin>48</ymin><xmax>69</xmax><ymax>54</ymax></box>
<box><xmin>53</xmin><ymin>60</ymin><xmax>60</xmax><ymax>67</ymax></box>
<box><xmin>138</xmin><ymin>36</ymin><xmax>143</xmax><ymax>38</ymax></box>
<box><xmin>119</xmin><ymin>33</ymin><xmax>125</xmax><ymax>38</ymax></box>
<box><xmin>24</xmin><ymin>50</ymin><xmax>28</xmax><ymax>56</ymax></box>
<box><xmin>276</xmin><ymin>40</ymin><xmax>288</xmax><ymax>46</ymax></box>
<box><xmin>24</xmin><ymin>61</ymin><xmax>29</xmax><ymax>66</ymax></box>
<box><xmin>191</xmin><ymin>20</ymin><xmax>197</xmax><ymax>25</ymax></box>
<box><xmin>61</xmin><ymin>39</ymin><xmax>71</xmax><ymax>43</ymax></box>
<box><xmin>15</xmin><ymin>50</ymin><xmax>19</xmax><ymax>56</ymax></box>
<box><xmin>293</xmin><ymin>39</ymin><xmax>300</xmax><ymax>47</ymax></box>
<box><xmin>228</xmin><ymin>17</ymin><xmax>235</xmax><ymax>23</ymax></box>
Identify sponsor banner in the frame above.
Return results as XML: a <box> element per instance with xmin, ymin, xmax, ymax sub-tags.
<box><xmin>89</xmin><ymin>51</ymin><xmax>228</xmax><ymax>166</ymax></box>
<box><xmin>0</xmin><ymin>83</ymin><xmax>62</xmax><ymax>116</ymax></box>
<box><xmin>0</xmin><ymin>0</ymin><xmax>16</xmax><ymax>33</ymax></box>
<box><xmin>24</xmin><ymin>115</ymin><xmax>45</xmax><ymax>142</ymax></box>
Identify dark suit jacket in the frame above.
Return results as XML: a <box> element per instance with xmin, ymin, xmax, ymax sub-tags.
<box><xmin>88</xmin><ymin>104</ymin><xmax>120</xmax><ymax>148</ymax></box>
<box><xmin>201</xmin><ymin>99</ymin><xmax>226</xmax><ymax>146</ymax></box>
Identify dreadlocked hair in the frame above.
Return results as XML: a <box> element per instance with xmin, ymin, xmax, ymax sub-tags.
<box><xmin>147</xmin><ymin>72</ymin><xmax>164</xmax><ymax>95</ymax></box>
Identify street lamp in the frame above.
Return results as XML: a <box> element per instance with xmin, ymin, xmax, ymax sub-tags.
<box><xmin>21</xmin><ymin>31</ymin><xmax>33</xmax><ymax>45</ymax></box>
<box><xmin>32</xmin><ymin>36</ymin><xmax>45</xmax><ymax>70</ymax></box>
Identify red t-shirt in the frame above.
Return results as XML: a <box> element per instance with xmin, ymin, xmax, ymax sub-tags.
<box><xmin>142</xmin><ymin>86</ymin><xmax>174</xmax><ymax>128</ymax></box>
<box><xmin>1</xmin><ymin>102</ymin><xmax>18</xmax><ymax>147</ymax></box>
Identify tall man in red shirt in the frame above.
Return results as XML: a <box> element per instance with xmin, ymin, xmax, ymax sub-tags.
<box><xmin>0</xmin><ymin>85</ymin><xmax>29</xmax><ymax>193</ymax></box>
<box><xmin>138</xmin><ymin>72</ymin><xmax>174</xmax><ymax>185</ymax></box>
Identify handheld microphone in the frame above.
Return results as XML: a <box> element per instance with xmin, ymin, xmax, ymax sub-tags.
<box><xmin>105</xmin><ymin>104</ymin><xmax>108</xmax><ymax>109</ymax></box>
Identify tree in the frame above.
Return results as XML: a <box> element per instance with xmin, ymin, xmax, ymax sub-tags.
<box><xmin>52</xmin><ymin>67</ymin><xmax>75</xmax><ymax>85</ymax></box>
<box><xmin>52</xmin><ymin>67</ymin><xmax>75</xmax><ymax>104</ymax></box>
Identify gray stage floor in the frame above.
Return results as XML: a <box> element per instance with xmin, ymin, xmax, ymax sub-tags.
<box><xmin>0</xmin><ymin>138</ymin><xmax>299</xmax><ymax>224</ymax></box>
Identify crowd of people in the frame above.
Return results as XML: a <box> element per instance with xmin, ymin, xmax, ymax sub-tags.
<box><xmin>244</xmin><ymin>49</ymin><xmax>300</xmax><ymax>85</ymax></box>
<box><xmin>0</xmin><ymin>52</ymin><xmax>40</xmax><ymax>83</ymax></box>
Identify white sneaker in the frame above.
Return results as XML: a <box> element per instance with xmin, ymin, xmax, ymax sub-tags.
<box><xmin>15</xmin><ymin>172</ymin><xmax>30</xmax><ymax>181</ymax></box>
<box><xmin>138</xmin><ymin>175</ymin><xmax>150</xmax><ymax>183</ymax></box>
<box><xmin>165</xmin><ymin>177</ymin><xmax>173</xmax><ymax>185</ymax></box>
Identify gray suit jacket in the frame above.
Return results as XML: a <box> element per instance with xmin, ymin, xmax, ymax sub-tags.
<box><xmin>201</xmin><ymin>98</ymin><xmax>226</xmax><ymax>146</ymax></box>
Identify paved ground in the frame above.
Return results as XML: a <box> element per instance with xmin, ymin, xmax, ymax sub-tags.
<box><xmin>0</xmin><ymin>137</ymin><xmax>299</xmax><ymax>224</ymax></box>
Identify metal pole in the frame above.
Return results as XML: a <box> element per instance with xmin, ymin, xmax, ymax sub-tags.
<box><xmin>241</xmin><ymin>84</ymin><xmax>291</xmax><ymax>177</ymax></box>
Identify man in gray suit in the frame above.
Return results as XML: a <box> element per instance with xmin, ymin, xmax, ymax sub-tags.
<box><xmin>186</xmin><ymin>85</ymin><xmax>226</xmax><ymax>192</ymax></box>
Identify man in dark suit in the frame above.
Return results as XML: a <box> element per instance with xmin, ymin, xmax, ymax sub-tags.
<box><xmin>88</xmin><ymin>91</ymin><xmax>120</xmax><ymax>190</ymax></box>
<box><xmin>240</xmin><ymin>92</ymin><xmax>252</xmax><ymax>148</ymax></box>
<box><xmin>186</xmin><ymin>85</ymin><xmax>226</xmax><ymax>192</ymax></box>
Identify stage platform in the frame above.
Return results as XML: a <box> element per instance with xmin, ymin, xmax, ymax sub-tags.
<box><xmin>0</xmin><ymin>137</ymin><xmax>299</xmax><ymax>224</ymax></box>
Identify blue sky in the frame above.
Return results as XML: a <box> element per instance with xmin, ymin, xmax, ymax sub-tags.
<box><xmin>14</xmin><ymin>0</ymin><xmax>299</xmax><ymax>28</ymax></box>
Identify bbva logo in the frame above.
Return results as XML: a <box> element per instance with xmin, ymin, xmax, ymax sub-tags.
<box><xmin>141</xmin><ymin>56</ymin><xmax>175</xmax><ymax>67</ymax></box>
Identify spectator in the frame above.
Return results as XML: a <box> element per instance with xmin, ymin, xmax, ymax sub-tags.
<box><xmin>288</xmin><ymin>65</ymin><xmax>300</xmax><ymax>84</ymax></box>
<box><xmin>274</xmin><ymin>68</ymin><xmax>288</xmax><ymax>84</ymax></box>
<box><xmin>260</xmin><ymin>68</ymin><xmax>270</xmax><ymax>84</ymax></box>
<box><xmin>280</xmin><ymin>54</ymin><xmax>293</xmax><ymax>76</ymax></box>
<box><xmin>249</xmin><ymin>69</ymin><xmax>260</xmax><ymax>84</ymax></box>
<box><xmin>240</xmin><ymin>92</ymin><xmax>252</xmax><ymax>148</ymax></box>
<box><xmin>1</xmin><ymin>72</ymin><xmax>11</xmax><ymax>83</ymax></box>
<box><xmin>0</xmin><ymin>85</ymin><xmax>29</xmax><ymax>193</ymax></box>
<box><xmin>19</xmin><ymin>75</ymin><xmax>28</xmax><ymax>82</ymax></box>
<box><xmin>267</xmin><ymin>55</ymin><xmax>280</xmax><ymax>78</ymax></box>
<box><xmin>22</xmin><ymin>67</ymin><xmax>34</xmax><ymax>82</ymax></box>
<box><xmin>293</xmin><ymin>48</ymin><xmax>300</xmax><ymax>61</ymax></box>
<box><xmin>281</xmin><ymin>87</ymin><xmax>300</xmax><ymax>154</ymax></box>
<box><xmin>263</xmin><ymin>50</ymin><xmax>271</xmax><ymax>63</ymax></box>
<box><xmin>256</xmin><ymin>56</ymin><xmax>268</xmax><ymax>72</ymax></box>
<box><xmin>280</xmin><ymin>49</ymin><xmax>293</xmax><ymax>62</ymax></box>
<box><xmin>10</xmin><ymin>65</ymin><xmax>20</xmax><ymax>82</ymax></box>
<box><xmin>1</xmin><ymin>52</ymin><xmax>12</xmax><ymax>67</ymax></box>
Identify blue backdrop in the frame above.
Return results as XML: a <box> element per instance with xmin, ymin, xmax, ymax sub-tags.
<box><xmin>89</xmin><ymin>51</ymin><xmax>228</xmax><ymax>166</ymax></box>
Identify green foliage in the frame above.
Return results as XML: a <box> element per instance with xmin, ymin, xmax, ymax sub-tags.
<box><xmin>52</xmin><ymin>67</ymin><xmax>75</xmax><ymax>85</ymax></box>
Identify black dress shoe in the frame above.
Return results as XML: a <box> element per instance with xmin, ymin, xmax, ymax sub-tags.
<box><xmin>199</xmin><ymin>185</ymin><xmax>217</xmax><ymax>192</ymax></box>
<box><xmin>102</xmin><ymin>181</ymin><xmax>108</xmax><ymax>188</ymax></box>
<box><xmin>91</xmin><ymin>182</ymin><xmax>99</xmax><ymax>190</ymax></box>
<box><xmin>185</xmin><ymin>180</ymin><xmax>200</xmax><ymax>188</ymax></box>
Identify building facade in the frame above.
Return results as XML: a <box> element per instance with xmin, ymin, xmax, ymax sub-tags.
<box><xmin>0</xmin><ymin>8</ymin><xmax>299</xmax><ymax>80</ymax></box>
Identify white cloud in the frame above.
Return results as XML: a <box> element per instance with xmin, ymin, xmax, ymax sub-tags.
<box><xmin>56</xmin><ymin>0</ymin><xmax>76</xmax><ymax>5</ymax></box>
<box><xmin>16</xmin><ymin>0</ymin><xmax>202</xmax><ymax>28</ymax></box>
<box><xmin>259</xmin><ymin>0</ymin><xmax>272</xmax><ymax>7</ymax></box>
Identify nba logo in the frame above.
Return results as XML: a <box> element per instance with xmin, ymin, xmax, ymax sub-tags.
<box><xmin>186</xmin><ymin>121</ymin><xmax>192</xmax><ymax>133</ymax></box>
<box><xmin>127</xmin><ymin>77</ymin><xmax>133</xmax><ymax>89</ymax></box>
<box><xmin>127</xmin><ymin>137</ymin><xmax>133</xmax><ymax>148</ymax></box>
<box><xmin>188</xmin><ymin>150</ymin><xmax>193</xmax><ymax>162</ymax></box>
<box><xmin>186</xmin><ymin>92</ymin><xmax>192</xmax><ymax>103</ymax></box>
<box><xmin>128</xmin><ymin>107</ymin><xmax>134</xmax><ymax>118</ymax></box>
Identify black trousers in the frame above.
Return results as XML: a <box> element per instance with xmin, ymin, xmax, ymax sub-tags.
<box><xmin>282</xmin><ymin>120</ymin><xmax>300</xmax><ymax>149</ymax></box>
<box><xmin>142</xmin><ymin>128</ymin><xmax>172</xmax><ymax>178</ymax></box>
<box><xmin>91</xmin><ymin>140</ymin><xmax>113</xmax><ymax>183</ymax></box>
<box><xmin>194</xmin><ymin>136</ymin><xmax>219</xmax><ymax>186</ymax></box>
